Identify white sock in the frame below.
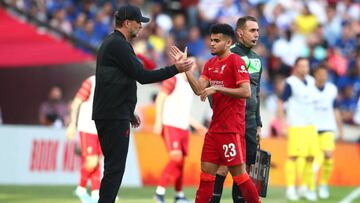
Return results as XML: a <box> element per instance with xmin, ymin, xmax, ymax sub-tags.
<box><xmin>91</xmin><ymin>190</ymin><xmax>99</xmax><ymax>200</ymax></box>
<box><xmin>156</xmin><ymin>186</ymin><xmax>166</xmax><ymax>195</ymax></box>
<box><xmin>176</xmin><ymin>191</ymin><xmax>185</xmax><ymax>198</ymax></box>
<box><xmin>75</xmin><ymin>186</ymin><xmax>87</xmax><ymax>195</ymax></box>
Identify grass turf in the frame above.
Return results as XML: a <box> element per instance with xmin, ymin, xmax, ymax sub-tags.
<box><xmin>0</xmin><ymin>185</ymin><xmax>358</xmax><ymax>203</ymax></box>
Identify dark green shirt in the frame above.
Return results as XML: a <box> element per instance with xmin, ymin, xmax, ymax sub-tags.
<box><xmin>231</xmin><ymin>42</ymin><xmax>263</xmax><ymax>128</ymax></box>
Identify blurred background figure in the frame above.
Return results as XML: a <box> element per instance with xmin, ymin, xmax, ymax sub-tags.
<box><xmin>66</xmin><ymin>75</ymin><xmax>103</xmax><ymax>203</ymax></box>
<box><xmin>153</xmin><ymin>63</ymin><xmax>206</xmax><ymax>203</ymax></box>
<box><xmin>311</xmin><ymin>64</ymin><xmax>344</xmax><ymax>200</ymax></box>
<box><xmin>277</xmin><ymin>57</ymin><xmax>318</xmax><ymax>201</ymax></box>
<box><xmin>39</xmin><ymin>85</ymin><xmax>69</xmax><ymax>127</ymax></box>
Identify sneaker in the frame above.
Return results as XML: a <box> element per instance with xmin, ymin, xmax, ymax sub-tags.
<box><xmin>304</xmin><ymin>190</ymin><xmax>317</xmax><ymax>202</ymax></box>
<box><xmin>74</xmin><ymin>186</ymin><xmax>93</xmax><ymax>203</ymax></box>
<box><xmin>319</xmin><ymin>185</ymin><xmax>330</xmax><ymax>199</ymax></box>
<box><xmin>174</xmin><ymin>196</ymin><xmax>192</xmax><ymax>203</ymax></box>
<box><xmin>286</xmin><ymin>187</ymin><xmax>299</xmax><ymax>201</ymax></box>
<box><xmin>297</xmin><ymin>185</ymin><xmax>308</xmax><ymax>199</ymax></box>
<box><xmin>154</xmin><ymin>193</ymin><xmax>166</xmax><ymax>203</ymax></box>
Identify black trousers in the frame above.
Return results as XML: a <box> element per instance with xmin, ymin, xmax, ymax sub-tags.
<box><xmin>245</xmin><ymin>126</ymin><xmax>257</xmax><ymax>165</ymax></box>
<box><xmin>95</xmin><ymin>119</ymin><xmax>130</xmax><ymax>203</ymax></box>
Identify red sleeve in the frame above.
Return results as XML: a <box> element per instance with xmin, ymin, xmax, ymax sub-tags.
<box><xmin>233</xmin><ymin>55</ymin><xmax>249</xmax><ymax>85</ymax></box>
<box><xmin>137</xmin><ymin>53</ymin><xmax>156</xmax><ymax>70</ymax></box>
<box><xmin>76</xmin><ymin>78</ymin><xmax>92</xmax><ymax>101</ymax></box>
<box><xmin>201</xmin><ymin>60</ymin><xmax>210</xmax><ymax>81</ymax></box>
<box><xmin>160</xmin><ymin>77</ymin><xmax>177</xmax><ymax>94</ymax></box>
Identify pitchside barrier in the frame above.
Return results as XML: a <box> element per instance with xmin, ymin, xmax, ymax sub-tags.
<box><xmin>0</xmin><ymin>125</ymin><xmax>141</xmax><ymax>186</ymax></box>
<box><xmin>0</xmin><ymin>125</ymin><xmax>359</xmax><ymax>186</ymax></box>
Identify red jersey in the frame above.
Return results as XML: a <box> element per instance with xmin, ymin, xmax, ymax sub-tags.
<box><xmin>201</xmin><ymin>53</ymin><xmax>249</xmax><ymax>133</ymax></box>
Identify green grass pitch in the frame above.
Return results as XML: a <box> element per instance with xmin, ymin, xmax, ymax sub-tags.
<box><xmin>0</xmin><ymin>185</ymin><xmax>358</xmax><ymax>203</ymax></box>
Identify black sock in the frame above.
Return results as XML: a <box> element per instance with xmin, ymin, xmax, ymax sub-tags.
<box><xmin>232</xmin><ymin>182</ymin><xmax>245</xmax><ymax>203</ymax></box>
<box><xmin>210</xmin><ymin>174</ymin><xmax>226</xmax><ymax>203</ymax></box>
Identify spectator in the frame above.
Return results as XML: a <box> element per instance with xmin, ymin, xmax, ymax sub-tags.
<box><xmin>323</xmin><ymin>5</ymin><xmax>342</xmax><ymax>46</ymax></box>
<box><xmin>295</xmin><ymin>5</ymin><xmax>319</xmax><ymax>36</ymax></box>
<box><xmin>338</xmin><ymin>85</ymin><xmax>358</xmax><ymax>124</ymax></box>
<box><xmin>272</xmin><ymin>27</ymin><xmax>307</xmax><ymax>74</ymax></box>
<box><xmin>353</xmin><ymin>96</ymin><xmax>360</xmax><ymax>125</ymax></box>
<box><xmin>39</xmin><ymin>85</ymin><xmax>69</xmax><ymax>127</ymax></box>
<box><xmin>215</xmin><ymin>0</ymin><xmax>242</xmax><ymax>27</ymax></box>
<box><xmin>186</xmin><ymin>26</ymin><xmax>206</xmax><ymax>57</ymax></box>
<box><xmin>50</xmin><ymin>8</ymin><xmax>73</xmax><ymax>34</ymax></box>
<box><xmin>169</xmin><ymin>13</ymin><xmax>188</xmax><ymax>49</ymax></box>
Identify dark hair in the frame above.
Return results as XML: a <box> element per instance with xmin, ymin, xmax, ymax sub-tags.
<box><xmin>210</xmin><ymin>23</ymin><xmax>235</xmax><ymax>39</ymax></box>
<box><xmin>115</xmin><ymin>18</ymin><xmax>125</xmax><ymax>28</ymax></box>
<box><xmin>236</xmin><ymin>16</ymin><xmax>257</xmax><ymax>29</ymax></box>
<box><xmin>312</xmin><ymin>63</ymin><xmax>328</xmax><ymax>74</ymax></box>
<box><xmin>294</xmin><ymin>57</ymin><xmax>308</xmax><ymax>66</ymax></box>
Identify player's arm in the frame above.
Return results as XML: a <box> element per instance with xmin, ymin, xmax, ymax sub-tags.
<box><xmin>185</xmin><ymin>70</ymin><xmax>209</xmax><ymax>96</ymax></box>
<box><xmin>66</xmin><ymin>97</ymin><xmax>83</xmax><ymax>140</ymax></box>
<box><xmin>277</xmin><ymin>82</ymin><xmax>291</xmax><ymax>137</ymax></box>
<box><xmin>202</xmin><ymin>81</ymin><xmax>251</xmax><ymax>100</ymax></box>
<box><xmin>335</xmin><ymin>108</ymin><xmax>344</xmax><ymax>141</ymax></box>
<box><xmin>153</xmin><ymin>90</ymin><xmax>168</xmax><ymax>134</ymax></box>
<box><xmin>256</xmin><ymin>67</ymin><xmax>263</xmax><ymax>144</ymax></box>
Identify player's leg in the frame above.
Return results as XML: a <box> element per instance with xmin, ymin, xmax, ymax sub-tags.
<box><xmin>296</xmin><ymin>156</ymin><xmax>307</xmax><ymax>198</ymax></box>
<box><xmin>232</xmin><ymin>127</ymin><xmax>258</xmax><ymax>203</ymax></box>
<box><xmin>318</xmin><ymin>132</ymin><xmax>335</xmax><ymax>199</ymax></box>
<box><xmin>302</xmin><ymin>126</ymin><xmax>319</xmax><ymax>201</ymax></box>
<box><xmin>155</xmin><ymin>126</ymin><xmax>188</xmax><ymax>203</ymax></box>
<box><xmin>211</xmin><ymin>166</ymin><xmax>228</xmax><ymax>203</ymax></box>
<box><xmin>285</xmin><ymin>127</ymin><xmax>302</xmax><ymax>201</ymax></box>
<box><xmin>196</xmin><ymin>132</ymin><xmax>219</xmax><ymax>203</ymax></box>
<box><xmin>196</xmin><ymin>162</ymin><xmax>219</xmax><ymax>203</ymax></box>
<box><xmin>89</xmin><ymin>134</ymin><xmax>103</xmax><ymax>202</ymax></box>
<box><xmin>75</xmin><ymin>132</ymin><xmax>97</xmax><ymax>203</ymax></box>
<box><xmin>174</xmin><ymin>130</ymin><xmax>191</xmax><ymax>203</ymax></box>
<box><xmin>225</xmin><ymin>133</ymin><xmax>260</xmax><ymax>203</ymax></box>
<box><xmin>228</xmin><ymin>164</ymin><xmax>260</xmax><ymax>203</ymax></box>
<box><xmin>95</xmin><ymin>120</ymin><xmax>130</xmax><ymax>203</ymax></box>
<box><xmin>85</xmin><ymin>155</ymin><xmax>101</xmax><ymax>201</ymax></box>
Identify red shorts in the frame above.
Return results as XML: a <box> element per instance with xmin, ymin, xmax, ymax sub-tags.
<box><xmin>79</xmin><ymin>132</ymin><xmax>102</xmax><ymax>157</ymax></box>
<box><xmin>201</xmin><ymin>132</ymin><xmax>246</xmax><ymax>166</ymax></box>
<box><xmin>161</xmin><ymin>125</ymin><xmax>189</xmax><ymax>156</ymax></box>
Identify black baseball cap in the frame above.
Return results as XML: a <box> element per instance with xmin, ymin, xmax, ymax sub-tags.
<box><xmin>115</xmin><ymin>4</ymin><xmax>150</xmax><ymax>23</ymax></box>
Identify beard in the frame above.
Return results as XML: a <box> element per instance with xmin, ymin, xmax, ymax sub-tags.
<box><xmin>129</xmin><ymin>29</ymin><xmax>139</xmax><ymax>39</ymax></box>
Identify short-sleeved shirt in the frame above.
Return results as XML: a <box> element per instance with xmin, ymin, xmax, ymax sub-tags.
<box><xmin>77</xmin><ymin>76</ymin><xmax>97</xmax><ymax>134</ymax></box>
<box><xmin>201</xmin><ymin>53</ymin><xmax>249</xmax><ymax>133</ymax></box>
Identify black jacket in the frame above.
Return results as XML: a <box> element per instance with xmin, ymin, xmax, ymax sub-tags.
<box><xmin>92</xmin><ymin>30</ymin><xmax>178</xmax><ymax>120</ymax></box>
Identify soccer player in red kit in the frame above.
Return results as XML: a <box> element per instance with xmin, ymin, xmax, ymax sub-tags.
<box><xmin>153</xmin><ymin>71</ymin><xmax>207</xmax><ymax>203</ymax></box>
<box><xmin>171</xmin><ymin>23</ymin><xmax>260</xmax><ymax>203</ymax></box>
<box><xmin>66</xmin><ymin>75</ymin><xmax>102</xmax><ymax>202</ymax></box>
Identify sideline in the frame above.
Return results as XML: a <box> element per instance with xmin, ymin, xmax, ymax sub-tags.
<box><xmin>339</xmin><ymin>187</ymin><xmax>360</xmax><ymax>203</ymax></box>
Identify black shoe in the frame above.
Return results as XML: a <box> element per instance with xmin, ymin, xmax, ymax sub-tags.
<box><xmin>174</xmin><ymin>196</ymin><xmax>191</xmax><ymax>203</ymax></box>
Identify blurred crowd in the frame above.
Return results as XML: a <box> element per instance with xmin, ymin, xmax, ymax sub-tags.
<box><xmin>6</xmin><ymin>0</ymin><xmax>360</xmax><ymax>126</ymax></box>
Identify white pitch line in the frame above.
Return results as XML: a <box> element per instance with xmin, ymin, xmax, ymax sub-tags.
<box><xmin>339</xmin><ymin>187</ymin><xmax>360</xmax><ymax>203</ymax></box>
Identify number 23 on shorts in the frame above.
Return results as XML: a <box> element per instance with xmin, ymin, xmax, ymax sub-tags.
<box><xmin>223</xmin><ymin>143</ymin><xmax>237</xmax><ymax>162</ymax></box>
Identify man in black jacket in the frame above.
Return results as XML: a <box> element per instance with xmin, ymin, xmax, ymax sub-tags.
<box><xmin>92</xmin><ymin>4</ymin><xmax>192</xmax><ymax>203</ymax></box>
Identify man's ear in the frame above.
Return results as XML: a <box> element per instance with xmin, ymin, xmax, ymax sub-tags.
<box><xmin>236</xmin><ymin>29</ymin><xmax>243</xmax><ymax>38</ymax></box>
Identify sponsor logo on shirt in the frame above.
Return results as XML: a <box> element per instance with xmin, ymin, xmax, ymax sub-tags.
<box><xmin>238</xmin><ymin>65</ymin><xmax>248</xmax><ymax>73</ymax></box>
<box><xmin>210</xmin><ymin>80</ymin><xmax>224</xmax><ymax>87</ymax></box>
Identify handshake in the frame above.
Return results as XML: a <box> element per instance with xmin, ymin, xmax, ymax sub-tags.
<box><xmin>169</xmin><ymin>46</ymin><xmax>196</xmax><ymax>73</ymax></box>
